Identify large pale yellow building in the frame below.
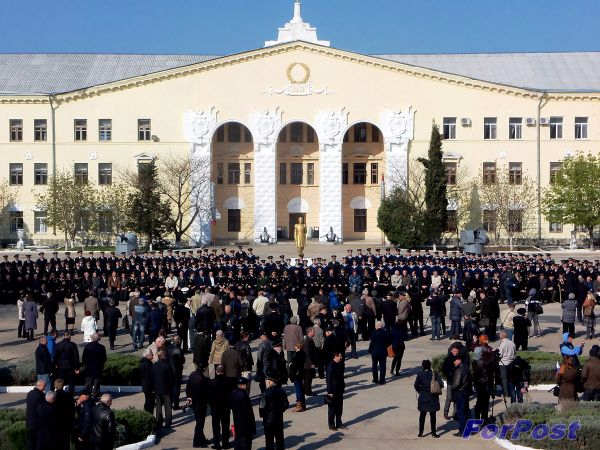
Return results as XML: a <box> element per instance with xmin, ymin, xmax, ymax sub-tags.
<box><xmin>0</xmin><ymin>1</ymin><xmax>599</xmax><ymax>246</ymax></box>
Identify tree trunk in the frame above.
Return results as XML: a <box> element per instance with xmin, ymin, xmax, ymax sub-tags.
<box><xmin>175</xmin><ymin>234</ymin><xmax>182</xmax><ymax>248</ymax></box>
<box><xmin>589</xmin><ymin>228</ymin><xmax>595</xmax><ymax>251</ymax></box>
<box><xmin>509</xmin><ymin>235</ymin><xmax>514</xmax><ymax>251</ymax></box>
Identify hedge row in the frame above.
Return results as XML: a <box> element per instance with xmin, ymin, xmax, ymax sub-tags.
<box><xmin>431</xmin><ymin>351</ymin><xmax>588</xmax><ymax>385</ymax></box>
<box><xmin>502</xmin><ymin>402</ymin><xmax>600</xmax><ymax>450</ymax></box>
<box><xmin>0</xmin><ymin>407</ymin><xmax>155</xmax><ymax>449</ymax></box>
<box><xmin>0</xmin><ymin>353</ymin><xmax>141</xmax><ymax>386</ymax></box>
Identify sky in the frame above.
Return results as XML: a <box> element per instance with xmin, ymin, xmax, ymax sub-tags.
<box><xmin>1</xmin><ymin>0</ymin><xmax>599</xmax><ymax>55</ymax></box>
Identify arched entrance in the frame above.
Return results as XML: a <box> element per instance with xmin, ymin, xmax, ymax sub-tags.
<box><xmin>342</xmin><ymin>122</ymin><xmax>384</xmax><ymax>240</ymax></box>
<box><xmin>276</xmin><ymin>121</ymin><xmax>320</xmax><ymax>240</ymax></box>
<box><xmin>211</xmin><ymin>122</ymin><xmax>254</xmax><ymax>242</ymax></box>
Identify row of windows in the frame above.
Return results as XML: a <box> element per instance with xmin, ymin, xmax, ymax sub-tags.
<box><xmin>8</xmin><ymin>210</ymin><xmax>115</xmax><ymax>234</ymax></box>
<box><xmin>9</xmin><ymin>162</ymin><xmax>112</xmax><ymax>186</ymax></box>
<box><xmin>8</xmin><ymin>119</ymin><xmax>152</xmax><ymax>142</ymax></box>
<box><xmin>226</xmin><ymin>209</ymin><xmax>369</xmax><ymax>233</ymax></box>
<box><xmin>442</xmin><ymin>116</ymin><xmax>589</xmax><ymax>140</ymax></box>
<box><xmin>443</xmin><ymin>161</ymin><xmax>563</xmax><ymax>185</ymax></box>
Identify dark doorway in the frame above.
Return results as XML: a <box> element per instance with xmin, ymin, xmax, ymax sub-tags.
<box><xmin>289</xmin><ymin>213</ymin><xmax>307</xmax><ymax>241</ymax></box>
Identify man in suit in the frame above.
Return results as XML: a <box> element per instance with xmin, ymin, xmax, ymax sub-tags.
<box><xmin>230</xmin><ymin>377</ymin><xmax>256</xmax><ymax>450</ymax></box>
<box><xmin>26</xmin><ymin>379</ymin><xmax>46</xmax><ymax>450</ymax></box>
<box><xmin>326</xmin><ymin>351</ymin><xmax>347</xmax><ymax>431</ymax></box>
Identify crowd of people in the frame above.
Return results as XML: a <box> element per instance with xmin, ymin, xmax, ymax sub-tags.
<box><xmin>16</xmin><ymin>247</ymin><xmax>600</xmax><ymax>448</ymax></box>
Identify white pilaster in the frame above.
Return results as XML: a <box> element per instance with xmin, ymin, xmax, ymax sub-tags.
<box><xmin>249</xmin><ymin>108</ymin><xmax>282</xmax><ymax>243</ymax></box>
<box><xmin>381</xmin><ymin>107</ymin><xmax>415</xmax><ymax>194</ymax></box>
<box><xmin>183</xmin><ymin>108</ymin><xmax>218</xmax><ymax>246</ymax></box>
<box><xmin>315</xmin><ymin>109</ymin><xmax>348</xmax><ymax>243</ymax></box>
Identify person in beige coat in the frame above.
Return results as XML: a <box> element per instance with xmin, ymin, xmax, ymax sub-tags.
<box><xmin>209</xmin><ymin>330</ymin><xmax>229</xmax><ymax>370</ymax></box>
<box><xmin>63</xmin><ymin>293</ymin><xmax>77</xmax><ymax>334</ymax></box>
<box><xmin>162</xmin><ymin>293</ymin><xmax>175</xmax><ymax>333</ymax></box>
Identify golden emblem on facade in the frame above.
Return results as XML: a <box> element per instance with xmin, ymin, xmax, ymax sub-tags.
<box><xmin>286</xmin><ymin>62</ymin><xmax>310</xmax><ymax>84</ymax></box>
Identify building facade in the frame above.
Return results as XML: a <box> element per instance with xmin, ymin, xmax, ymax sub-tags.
<box><xmin>0</xmin><ymin>1</ymin><xmax>599</xmax><ymax>246</ymax></box>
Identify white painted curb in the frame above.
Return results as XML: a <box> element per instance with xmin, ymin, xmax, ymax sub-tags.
<box><xmin>494</xmin><ymin>437</ymin><xmax>537</xmax><ymax>450</ymax></box>
<box><xmin>116</xmin><ymin>434</ymin><xmax>156</xmax><ymax>450</ymax></box>
<box><xmin>528</xmin><ymin>384</ymin><xmax>556</xmax><ymax>391</ymax></box>
<box><xmin>0</xmin><ymin>385</ymin><xmax>142</xmax><ymax>394</ymax></box>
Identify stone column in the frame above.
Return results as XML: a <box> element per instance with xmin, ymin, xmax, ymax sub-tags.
<box><xmin>249</xmin><ymin>108</ymin><xmax>282</xmax><ymax>243</ymax></box>
<box><xmin>183</xmin><ymin>108</ymin><xmax>218</xmax><ymax>246</ymax></box>
<box><xmin>315</xmin><ymin>109</ymin><xmax>348</xmax><ymax>243</ymax></box>
<box><xmin>380</xmin><ymin>107</ymin><xmax>415</xmax><ymax>194</ymax></box>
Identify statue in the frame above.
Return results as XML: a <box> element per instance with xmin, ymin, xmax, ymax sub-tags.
<box><xmin>326</xmin><ymin>226</ymin><xmax>337</xmax><ymax>243</ymax></box>
<box><xmin>294</xmin><ymin>217</ymin><xmax>307</xmax><ymax>256</ymax></box>
<box><xmin>16</xmin><ymin>229</ymin><xmax>24</xmax><ymax>251</ymax></box>
<box><xmin>570</xmin><ymin>235</ymin><xmax>577</xmax><ymax>250</ymax></box>
<box><xmin>260</xmin><ymin>227</ymin><xmax>271</xmax><ymax>244</ymax></box>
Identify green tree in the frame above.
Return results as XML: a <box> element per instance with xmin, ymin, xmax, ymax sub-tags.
<box><xmin>95</xmin><ymin>182</ymin><xmax>133</xmax><ymax>243</ymax></box>
<box><xmin>377</xmin><ymin>187</ymin><xmax>425</xmax><ymax>248</ymax></box>
<box><xmin>127</xmin><ymin>160</ymin><xmax>169</xmax><ymax>248</ymax></box>
<box><xmin>543</xmin><ymin>153</ymin><xmax>600</xmax><ymax>249</ymax></box>
<box><xmin>418</xmin><ymin>124</ymin><xmax>448</xmax><ymax>244</ymax></box>
<box><xmin>465</xmin><ymin>183</ymin><xmax>483</xmax><ymax>230</ymax></box>
<box><xmin>35</xmin><ymin>170</ymin><xmax>97</xmax><ymax>248</ymax></box>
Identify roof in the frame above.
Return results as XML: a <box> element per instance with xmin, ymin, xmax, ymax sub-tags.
<box><xmin>0</xmin><ymin>49</ymin><xmax>599</xmax><ymax>95</ymax></box>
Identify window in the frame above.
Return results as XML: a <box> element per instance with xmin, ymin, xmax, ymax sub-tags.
<box><xmin>279</xmin><ymin>162</ymin><xmax>287</xmax><ymax>185</ymax></box>
<box><xmin>74</xmin><ymin>163</ymin><xmax>88</xmax><ymax>184</ymax></box>
<box><xmin>508</xmin><ymin>210</ymin><xmax>523</xmax><ymax>233</ymax></box>
<box><xmin>290</xmin><ymin>163</ymin><xmax>303</xmax><ymax>185</ymax></box>
<box><xmin>34</xmin><ymin>163</ymin><xmax>47</xmax><ymax>185</ymax></box>
<box><xmin>98</xmin><ymin>163</ymin><xmax>112</xmax><ymax>185</ymax></box>
<box><xmin>34</xmin><ymin>211</ymin><xmax>47</xmax><ymax>234</ymax></box>
<box><xmin>98</xmin><ymin>211</ymin><xmax>113</xmax><ymax>233</ymax></box>
<box><xmin>307</xmin><ymin>126</ymin><xmax>315</xmax><ymax>143</ymax></box>
<box><xmin>74</xmin><ymin>119</ymin><xmax>87</xmax><ymax>141</ymax></box>
<box><xmin>216</xmin><ymin>163</ymin><xmax>224</xmax><ymax>184</ymax></box>
<box><xmin>34</xmin><ymin>119</ymin><xmax>47</xmax><ymax>142</ymax></box>
<box><xmin>343</xmin><ymin>130</ymin><xmax>349</xmax><ymax>143</ymax></box>
<box><xmin>444</xmin><ymin>162</ymin><xmax>457</xmax><ymax>185</ymax></box>
<box><xmin>371</xmin><ymin>125</ymin><xmax>380</xmax><ymax>142</ymax></box>
<box><xmin>228</xmin><ymin>209</ymin><xmax>241</xmax><ymax>232</ymax></box>
<box><xmin>216</xmin><ymin>125</ymin><xmax>225</xmax><ymax>143</ymax></box>
<box><xmin>509</xmin><ymin>117</ymin><xmax>522</xmax><ymax>140</ymax></box>
<box><xmin>278</xmin><ymin>127</ymin><xmax>287</xmax><ymax>143</ymax></box>
<box><xmin>9</xmin><ymin>119</ymin><xmax>23</xmax><ymax>142</ymax></box>
<box><xmin>371</xmin><ymin>163</ymin><xmax>379</xmax><ymax>185</ymax></box>
<box><xmin>353</xmin><ymin>163</ymin><xmax>366</xmax><ymax>184</ymax></box>
<box><xmin>549</xmin><ymin>222</ymin><xmax>563</xmax><ymax>233</ymax></box>
<box><xmin>228</xmin><ymin>163</ymin><xmax>240</xmax><ymax>184</ymax></box>
<box><xmin>443</xmin><ymin>117</ymin><xmax>456</xmax><ymax>139</ymax></box>
<box><xmin>354</xmin><ymin>209</ymin><xmax>367</xmax><ymax>232</ymax></box>
<box><xmin>138</xmin><ymin>119</ymin><xmax>151</xmax><ymax>141</ymax></box>
<box><xmin>508</xmin><ymin>162</ymin><xmax>522</xmax><ymax>185</ymax></box>
<box><xmin>244</xmin><ymin>127</ymin><xmax>252</xmax><ymax>143</ymax></box>
<box><xmin>9</xmin><ymin>163</ymin><xmax>23</xmax><ymax>185</ymax></box>
<box><xmin>353</xmin><ymin>123</ymin><xmax>367</xmax><ymax>143</ymax></box>
<box><xmin>484</xmin><ymin>117</ymin><xmax>497</xmax><ymax>140</ymax></box>
<box><xmin>549</xmin><ymin>162</ymin><xmax>562</xmax><ymax>184</ymax></box>
<box><xmin>342</xmin><ymin>163</ymin><xmax>348</xmax><ymax>185</ymax></box>
<box><xmin>549</xmin><ymin>117</ymin><xmax>563</xmax><ymax>139</ymax></box>
<box><xmin>482</xmin><ymin>210</ymin><xmax>497</xmax><ymax>233</ymax></box>
<box><xmin>99</xmin><ymin>119</ymin><xmax>112</xmax><ymax>141</ymax></box>
<box><xmin>307</xmin><ymin>163</ymin><xmax>315</xmax><ymax>185</ymax></box>
<box><xmin>574</xmin><ymin>224</ymin><xmax>588</xmax><ymax>233</ymax></box>
<box><xmin>228</xmin><ymin>123</ymin><xmax>241</xmax><ymax>143</ymax></box>
<box><xmin>445</xmin><ymin>210</ymin><xmax>458</xmax><ymax>233</ymax></box>
<box><xmin>290</xmin><ymin>123</ymin><xmax>303</xmax><ymax>143</ymax></box>
<box><xmin>483</xmin><ymin>162</ymin><xmax>496</xmax><ymax>184</ymax></box>
<box><xmin>244</xmin><ymin>163</ymin><xmax>251</xmax><ymax>184</ymax></box>
<box><xmin>575</xmin><ymin>117</ymin><xmax>588</xmax><ymax>139</ymax></box>
<box><xmin>10</xmin><ymin>211</ymin><xmax>23</xmax><ymax>233</ymax></box>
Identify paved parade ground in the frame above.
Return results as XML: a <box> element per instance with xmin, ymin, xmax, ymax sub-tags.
<box><xmin>0</xmin><ymin>283</ymin><xmax>572</xmax><ymax>450</ymax></box>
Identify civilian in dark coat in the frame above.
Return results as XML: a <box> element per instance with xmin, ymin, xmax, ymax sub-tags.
<box><xmin>390</xmin><ymin>322</ymin><xmax>406</xmax><ymax>376</ymax></box>
<box><xmin>26</xmin><ymin>380</ymin><xmax>46</xmax><ymax>450</ymax></box>
<box><xmin>186</xmin><ymin>365</ymin><xmax>210</xmax><ymax>448</ymax></box>
<box><xmin>54</xmin><ymin>379</ymin><xmax>75</xmax><ymax>450</ymax></box>
<box><xmin>54</xmin><ymin>332</ymin><xmax>80</xmax><ymax>395</ymax></box>
<box><xmin>263</xmin><ymin>306</ymin><xmax>285</xmax><ymax>340</ymax></box>
<box><xmin>90</xmin><ymin>394</ymin><xmax>116</xmax><ymax>450</ymax></box>
<box><xmin>152</xmin><ymin>351</ymin><xmax>174</xmax><ymax>428</ymax></box>
<box><xmin>37</xmin><ymin>391</ymin><xmax>59</xmax><ymax>450</ymax></box>
<box><xmin>380</xmin><ymin>294</ymin><xmax>398</xmax><ymax>331</ymax></box>
<box><xmin>326</xmin><ymin>352</ymin><xmax>346</xmax><ymax>430</ymax></box>
<box><xmin>303</xmin><ymin>329</ymin><xmax>318</xmax><ymax>395</ymax></box>
<box><xmin>368</xmin><ymin>322</ymin><xmax>390</xmax><ymax>384</ymax></box>
<box><xmin>166</xmin><ymin>336</ymin><xmax>186</xmax><ymax>410</ymax></box>
<box><xmin>40</xmin><ymin>293</ymin><xmax>59</xmax><ymax>335</ymax></box>
<box><xmin>414</xmin><ymin>360</ymin><xmax>443</xmax><ymax>438</ymax></box>
<box><xmin>146</xmin><ymin>304</ymin><xmax>163</xmax><ymax>344</ymax></box>
<box><xmin>196</xmin><ymin>303</ymin><xmax>216</xmax><ymax>334</ymax></box>
<box><xmin>74</xmin><ymin>390</ymin><xmax>94</xmax><ymax>450</ymax></box>
<box><xmin>193</xmin><ymin>331</ymin><xmax>211</xmax><ymax>369</ymax></box>
<box><xmin>173</xmin><ymin>300</ymin><xmax>190</xmax><ymax>352</ymax></box>
<box><xmin>140</xmin><ymin>350</ymin><xmax>155</xmax><ymax>414</ymax></box>
<box><xmin>513</xmin><ymin>308</ymin><xmax>532</xmax><ymax>351</ymax></box>
<box><xmin>103</xmin><ymin>300</ymin><xmax>122</xmax><ymax>350</ymax></box>
<box><xmin>35</xmin><ymin>337</ymin><xmax>54</xmax><ymax>392</ymax></box>
<box><xmin>81</xmin><ymin>334</ymin><xmax>107</xmax><ymax>399</ymax></box>
<box><xmin>208</xmin><ymin>365</ymin><xmax>232</xmax><ymax>449</ymax></box>
<box><xmin>259</xmin><ymin>370</ymin><xmax>289</xmax><ymax>450</ymax></box>
<box><xmin>231</xmin><ymin>378</ymin><xmax>256</xmax><ymax>450</ymax></box>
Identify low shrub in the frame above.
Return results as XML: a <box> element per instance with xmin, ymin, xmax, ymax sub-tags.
<box><xmin>0</xmin><ymin>421</ymin><xmax>26</xmax><ymax>450</ymax></box>
<box><xmin>0</xmin><ymin>360</ymin><xmax>36</xmax><ymax>386</ymax></box>
<box><xmin>115</xmin><ymin>407</ymin><xmax>156</xmax><ymax>446</ymax></box>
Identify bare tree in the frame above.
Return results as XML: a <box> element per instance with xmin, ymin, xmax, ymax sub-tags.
<box><xmin>0</xmin><ymin>179</ymin><xmax>18</xmax><ymax>235</ymax></box>
<box><xmin>94</xmin><ymin>182</ymin><xmax>133</xmax><ymax>244</ymax></box>
<box><xmin>477</xmin><ymin>165</ymin><xmax>537</xmax><ymax>250</ymax></box>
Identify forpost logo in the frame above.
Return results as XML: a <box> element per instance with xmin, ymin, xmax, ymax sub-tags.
<box><xmin>462</xmin><ymin>419</ymin><xmax>581</xmax><ymax>441</ymax></box>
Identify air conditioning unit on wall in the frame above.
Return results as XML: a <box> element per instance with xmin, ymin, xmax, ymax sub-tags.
<box><xmin>539</xmin><ymin>117</ymin><xmax>550</xmax><ymax>125</ymax></box>
<box><xmin>526</xmin><ymin>118</ymin><xmax>536</xmax><ymax>126</ymax></box>
<box><xmin>461</xmin><ymin>118</ymin><xmax>472</xmax><ymax>126</ymax></box>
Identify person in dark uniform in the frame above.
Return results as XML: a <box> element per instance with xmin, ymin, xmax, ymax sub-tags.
<box><xmin>208</xmin><ymin>365</ymin><xmax>231</xmax><ymax>450</ymax></box>
<box><xmin>259</xmin><ymin>369</ymin><xmax>289</xmax><ymax>450</ymax></box>
<box><xmin>186</xmin><ymin>363</ymin><xmax>210</xmax><ymax>448</ymax></box>
<box><xmin>230</xmin><ymin>377</ymin><xmax>256</xmax><ymax>450</ymax></box>
<box><xmin>326</xmin><ymin>351</ymin><xmax>347</xmax><ymax>431</ymax></box>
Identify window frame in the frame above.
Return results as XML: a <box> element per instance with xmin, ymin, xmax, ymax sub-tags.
<box><xmin>9</xmin><ymin>211</ymin><xmax>23</xmax><ymax>233</ymax></box>
<box><xmin>482</xmin><ymin>162</ymin><xmax>497</xmax><ymax>185</ymax></box>
<box><xmin>482</xmin><ymin>209</ymin><xmax>497</xmax><ymax>233</ymax></box>
<box><xmin>352</xmin><ymin>162</ymin><xmax>367</xmax><ymax>185</ymax></box>
<box><xmin>34</xmin><ymin>211</ymin><xmax>47</xmax><ymax>234</ymax></box>
<box><xmin>279</xmin><ymin>162</ymin><xmax>287</xmax><ymax>185</ymax></box>
<box><xmin>34</xmin><ymin>119</ymin><xmax>47</xmax><ymax>142</ymax></box>
<box><xmin>98</xmin><ymin>119</ymin><xmax>112</xmax><ymax>142</ymax></box>
<box><xmin>74</xmin><ymin>119</ymin><xmax>87</xmax><ymax>141</ymax></box>
<box><xmin>353</xmin><ymin>123</ymin><xmax>368</xmax><ymax>143</ymax></box>
<box><xmin>549</xmin><ymin>117</ymin><xmax>563</xmax><ymax>139</ymax></box>
<box><xmin>307</xmin><ymin>162</ymin><xmax>315</xmax><ymax>185</ymax></box>
<box><xmin>10</xmin><ymin>163</ymin><xmax>23</xmax><ymax>185</ymax></box>
<box><xmin>575</xmin><ymin>117</ymin><xmax>588</xmax><ymax>140</ymax></box>
<box><xmin>216</xmin><ymin>162</ymin><xmax>224</xmax><ymax>184</ymax></box>
<box><xmin>509</xmin><ymin>117</ymin><xmax>522</xmax><ymax>140</ymax></box>
<box><xmin>549</xmin><ymin>222</ymin><xmax>563</xmax><ymax>233</ymax></box>
<box><xmin>137</xmin><ymin>119</ymin><xmax>151</xmax><ymax>142</ymax></box>
<box><xmin>508</xmin><ymin>162</ymin><xmax>522</xmax><ymax>185</ymax></box>
<box><xmin>445</xmin><ymin>210</ymin><xmax>458</xmax><ymax>233</ymax></box>
<box><xmin>508</xmin><ymin>210</ymin><xmax>523</xmax><ymax>233</ymax></box>
<box><xmin>290</xmin><ymin>162</ymin><xmax>303</xmax><ymax>185</ymax></box>
<box><xmin>353</xmin><ymin>209</ymin><xmax>367</xmax><ymax>232</ymax></box>
<box><xmin>34</xmin><ymin>163</ymin><xmax>48</xmax><ymax>186</ymax></box>
<box><xmin>244</xmin><ymin>162</ymin><xmax>251</xmax><ymax>184</ymax></box>
<box><xmin>370</xmin><ymin>162</ymin><xmax>379</xmax><ymax>185</ymax></box>
<box><xmin>443</xmin><ymin>117</ymin><xmax>457</xmax><ymax>140</ymax></box>
<box><xmin>342</xmin><ymin>163</ymin><xmax>349</xmax><ymax>185</ymax></box>
<box><xmin>98</xmin><ymin>163</ymin><xmax>113</xmax><ymax>185</ymax></box>
<box><xmin>9</xmin><ymin>119</ymin><xmax>23</xmax><ymax>142</ymax></box>
<box><xmin>74</xmin><ymin>163</ymin><xmax>89</xmax><ymax>184</ymax></box>
<box><xmin>444</xmin><ymin>162</ymin><xmax>457</xmax><ymax>185</ymax></box>
<box><xmin>483</xmin><ymin>117</ymin><xmax>497</xmax><ymax>140</ymax></box>
<box><xmin>227</xmin><ymin>209</ymin><xmax>241</xmax><ymax>232</ymax></box>
<box><xmin>227</xmin><ymin>162</ymin><xmax>240</xmax><ymax>185</ymax></box>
